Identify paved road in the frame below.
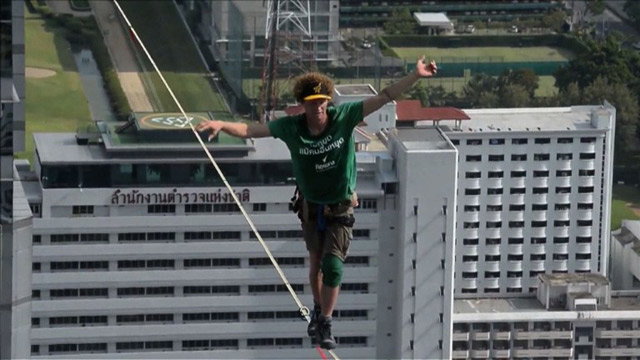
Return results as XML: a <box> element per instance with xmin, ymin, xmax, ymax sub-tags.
<box><xmin>90</xmin><ymin>0</ymin><xmax>153</xmax><ymax>112</ymax></box>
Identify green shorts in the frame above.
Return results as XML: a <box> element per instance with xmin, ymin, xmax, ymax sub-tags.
<box><xmin>301</xmin><ymin>196</ymin><xmax>356</xmax><ymax>262</ymax></box>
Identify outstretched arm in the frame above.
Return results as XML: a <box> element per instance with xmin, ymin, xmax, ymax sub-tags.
<box><xmin>362</xmin><ymin>56</ymin><xmax>437</xmax><ymax>117</ymax></box>
<box><xmin>195</xmin><ymin>121</ymin><xmax>271</xmax><ymax>140</ymax></box>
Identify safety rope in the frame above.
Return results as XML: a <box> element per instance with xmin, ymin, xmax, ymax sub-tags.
<box><xmin>111</xmin><ymin>1</ymin><xmax>339</xmax><ymax>359</ymax></box>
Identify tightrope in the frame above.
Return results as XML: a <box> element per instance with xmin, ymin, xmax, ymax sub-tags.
<box><xmin>111</xmin><ymin>1</ymin><xmax>339</xmax><ymax>359</ymax></box>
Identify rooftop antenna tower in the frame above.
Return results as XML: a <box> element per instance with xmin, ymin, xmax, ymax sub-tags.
<box><xmin>259</xmin><ymin>0</ymin><xmax>313</xmax><ymax>122</ymax></box>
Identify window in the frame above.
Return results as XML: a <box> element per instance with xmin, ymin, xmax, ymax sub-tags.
<box><xmin>556</xmin><ymin>187</ymin><xmax>571</xmax><ymax>194</ymax></box>
<box><xmin>488</xmin><ymin>155</ymin><xmax>504</xmax><ymax>162</ymax></box>
<box><xmin>147</xmin><ymin>205</ymin><xmax>175</xmax><ymax>214</ymax></box>
<box><xmin>485</xmin><ymin>271</ymin><xmax>500</xmax><ymax>278</ymax></box>
<box><xmin>531</xmin><ymin>237</ymin><xmax>546</xmax><ymax>244</ymax></box>
<box><xmin>576</xmin><ymin>253</ymin><xmax>591</xmax><ymax>260</ymax></box>
<box><xmin>508</xmin><ymin>254</ymin><xmax>523</xmax><ymax>261</ymax></box>
<box><xmin>185</xmin><ymin>204</ymin><xmax>212</xmax><ymax>213</ymax></box>
<box><xmin>509</xmin><ymin>204</ymin><xmax>525</xmax><ymax>211</ymax></box>
<box><xmin>578</xmin><ymin>203</ymin><xmax>593</xmax><ymax>210</ymax></box>
<box><xmin>512</xmin><ymin>138</ymin><xmax>528</xmax><ymax>145</ymax></box>
<box><xmin>462</xmin><ymin>255</ymin><xmax>478</xmax><ymax>262</ymax></box>
<box><xmin>578</xmin><ymin>186</ymin><xmax>594</xmax><ymax>193</ymax></box>
<box><xmin>489</xmin><ymin>138</ymin><xmax>505</xmax><ymax>145</ymax></box>
<box><xmin>213</xmin><ymin>204</ymin><xmax>240</xmax><ymax>212</ymax></box>
<box><xmin>532</xmin><ymin>187</ymin><xmax>548</xmax><ymax>194</ymax></box>
<box><xmin>511</xmin><ymin>170</ymin><xmax>526</xmax><ymax>177</ymax></box>
<box><xmin>359</xmin><ymin>199</ymin><xmax>377</xmax><ymax>210</ymax></box>
<box><xmin>534</xmin><ymin>154</ymin><xmax>550</xmax><ymax>161</ymax></box>
<box><xmin>466</xmin><ymin>155</ymin><xmax>481</xmax><ymax>162</ymax></box>
<box><xmin>579</xmin><ymin>152</ymin><xmax>596</xmax><ymax>160</ymax></box>
<box><xmin>487</xmin><ymin>205</ymin><xmax>502</xmax><ymax>211</ymax></box>
<box><xmin>556</xmin><ymin>170</ymin><xmax>572</xmax><ymax>177</ymax></box>
<box><xmin>557</xmin><ymin>153</ymin><xmax>572</xmax><ymax>160</ymax></box>
<box><xmin>51</xmin><ymin>234</ymin><xmax>79</xmax><ymax>243</ymax></box>
<box><xmin>464</xmin><ymin>205</ymin><xmax>480</xmax><ymax>212</ymax></box>
<box><xmin>486</xmin><ymin>221</ymin><xmax>502</xmax><ymax>228</ymax></box>
<box><xmin>577</xmin><ymin>220</ymin><xmax>592</xmax><ymax>226</ymax></box>
<box><xmin>507</xmin><ymin>271</ymin><xmax>523</xmax><ymax>278</ymax></box>
<box><xmin>72</xmin><ymin>205</ymin><xmax>94</xmax><ymax>215</ymax></box>
<box><xmin>535</xmin><ymin>138</ymin><xmax>551</xmax><ymax>144</ymax></box>
<box><xmin>465</xmin><ymin>188</ymin><xmax>481</xmax><ymax>195</ymax></box>
<box><xmin>579</xmin><ymin>169</ymin><xmax>595</xmax><ymax>176</ymax></box>
<box><xmin>508</xmin><ymin>237</ymin><xmax>524</xmax><ymax>244</ymax></box>
<box><xmin>509</xmin><ymin>221</ymin><xmax>524</xmax><ymax>228</ymax></box>
<box><xmin>510</xmin><ymin>187</ymin><xmax>525</xmax><ymax>194</ymax></box>
<box><xmin>553</xmin><ymin>254</ymin><xmax>569</xmax><ymax>260</ymax></box>
<box><xmin>462</xmin><ymin>272</ymin><xmax>478</xmax><ymax>279</ymax></box>
<box><xmin>577</xmin><ymin>236</ymin><xmax>592</xmax><ymax>243</ymax></box>
<box><xmin>184</xmin><ymin>232</ymin><xmax>211</xmax><ymax>240</ymax></box>
<box><xmin>530</xmin><ymin>254</ymin><xmax>545</xmax><ymax>260</ymax></box>
<box><xmin>463</xmin><ymin>238</ymin><xmax>479</xmax><ymax>245</ymax></box>
<box><xmin>488</xmin><ymin>188</ymin><xmax>503</xmax><ymax>195</ymax></box>
<box><xmin>466</xmin><ymin>139</ymin><xmax>482</xmax><ymax>145</ymax></box>
<box><xmin>533</xmin><ymin>170</ymin><xmax>549</xmax><ymax>177</ymax></box>
<box><xmin>253</xmin><ymin>203</ymin><xmax>267</xmax><ymax>212</ymax></box>
<box><xmin>463</xmin><ymin>222</ymin><xmax>479</xmax><ymax>229</ymax></box>
<box><xmin>555</xmin><ymin>203</ymin><xmax>571</xmax><ymax>210</ymax></box>
<box><xmin>488</xmin><ymin>171</ymin><xmax>503</xmax><ymax>178</ymax></box>
<box><xmin>558</xmin><ymin>137</ymin><xmax>573</xmax><ymax>144</ymax></box>
<box><xmin>486</xmin><ymin>238</ymin><xmax>501</xmax><ymax>245</ymax></box>
<box><xmin>553</xmin><ymin>237</ymin><xmax>569</xmax><ymax>244</ymax></box>
<box><xmin>581</xmin><ymin>137</ymin><xmax>596</xmax><ymax>143</ymax></box>
<box><xmin>532</xmin><ymin>204</ymin><xmax>547</xmax><ymax>211</ymax></box>
<box><xmin>465</xmin><ymin>171</ymin><xmax>481</xmax><ymax>178</ymax></box>
<box><xmin>554</xmin><ymin>220</ymin><xmax>570</xmax><ymax>227</ymax></box>
<box><xmin>511</xmin><ymin>154</ymin><xmax>527</xmax><ymax>161</ymax></box>
<box><xmin>118</xmin><ymin>232</ymin><xmax>146</xmax><ymax>241</ymax></box>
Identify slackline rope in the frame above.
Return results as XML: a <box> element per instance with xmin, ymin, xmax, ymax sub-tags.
<box><xmin>111</xmin><ymin>1</ymin><xmax>339</xmax><ymax>359</ymax></box>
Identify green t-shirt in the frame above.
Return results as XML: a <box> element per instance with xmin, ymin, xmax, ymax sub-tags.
<box><xmin>268</xmin><ymin>101</ymin><xmax>363</xmax><ymax>204</ymax></box>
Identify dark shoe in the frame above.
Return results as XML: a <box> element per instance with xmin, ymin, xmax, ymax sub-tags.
<box><xmin>316</xmin><ymin>315</ymin><xmax>336</xmax><ymax>350</ymax></box>
<box><xmin>307</xmin><ymin>304</ymin><xmax>321</xmax><ymax>337</ymax></box>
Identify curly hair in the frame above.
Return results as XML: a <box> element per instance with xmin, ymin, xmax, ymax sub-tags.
<box><xmin>292</xmin><ymin>72</ymin><xmax>334</xmax><ymax>103</ymax></box>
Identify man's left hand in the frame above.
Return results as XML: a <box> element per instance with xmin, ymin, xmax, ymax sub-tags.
<box><xmin>416</xmin><ymin>56</ymin><xmax>437</xmax><ymax>78</ymax></box>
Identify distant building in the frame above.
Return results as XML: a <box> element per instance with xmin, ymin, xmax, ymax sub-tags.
<box><xmin>611</xmin><ymin>220</ymin><xmax>640</xmax><ymax>290</ymax></box>
<box><xmin>452</xmin><ymin>274</ymin><xmax>640</xmax><ymax>359</ymax></box>
<box><xmin>413</xmin><ymin>12</ymin><xmax>454</xmax><ymax>35</ymax></box>
<box><xmin>0</xmin><ymin>0</ymin><xmax>31</xmax><ymax>359</ymax></box>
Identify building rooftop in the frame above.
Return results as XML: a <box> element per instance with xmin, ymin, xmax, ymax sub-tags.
<box><xmin>413</xmin><ymin>12</ymin><xmax>453</xmax><ymax>28</ymax></box>
<box><xmin>539</xmin><ymin>273</ymin><xmax>610</xmax><ymax>286</ymax></box>
<box><xmin>454</xmin><ymin>295</ymin><xmax>640</xmax><ymax>315</ymax></box>
<box><xmin>393</xmin><ymin>126</ymin><xmax>455</xmax><ymax>151</ymax></box>
<box><xmin>438</xmin><ymin>106</ymin><xmax>610</xmax><ymax>133</ymax></box>
<box><xmin>334</xmin><ymin>84</ymin><xmax>377</xmax><ymax>96</ymax></box>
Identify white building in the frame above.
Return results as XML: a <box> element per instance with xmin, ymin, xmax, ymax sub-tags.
<box><xmin>440</xmin><ymin>104</ymin><xmax>616</xmax><ymax>298</ymax></box>
<box><xmin>452</xmin><ymin>274</ymin><xmax>640</xmax><ymax>359</ymax></box>
<box><xmin>611</xmin><ymin>220</ymin><xmax>640</xmax><ymax>290</ymax></box>
<box><xmin>0</xmin><ymin>0</ymin><xmax>31</xmax><ymax>358</ymax></box>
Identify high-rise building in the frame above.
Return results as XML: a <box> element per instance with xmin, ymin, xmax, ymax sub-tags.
<box><xmin>1</xmin><ymin>0</ymin><xmax>31</xmax><ymax>359</ymax></box>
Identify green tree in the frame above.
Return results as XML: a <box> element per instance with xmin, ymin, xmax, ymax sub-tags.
<box><xmin>542</xmin><ymin>9</ymin><xmax>568</xmax><ymax>32</ymax></box>
<box><xmin>499</xmin><ymin>84</ymin><xmax>531</xmax><ymax>108</ymax></box>
<box><xmin>383</xmin><ymin>7</ymin><xmax>416</xmax><ymax>35</ymax></box>
<box><xmin>499</xmin><ymin>68</ymin><xmax>539</xmax><ymax>97</ymax></box>
<box><xmin>586</xmin><ymin>0</ymin><xmax>606</xmax><ymax>17</ymax></box>
<box><xmin>462</xmin><ymin>74</ymin><xmax>499</xmax><ymax>107</ymax></box>
<box><xmin>624</xmin><ymin>0</ymin><xmax>640</xmax><ymax>28</ymax></box>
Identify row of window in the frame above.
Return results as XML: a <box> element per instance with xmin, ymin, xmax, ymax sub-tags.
<box><xmin>463</xmin><ymin>236</ymin><xmax>592</xmax><ymax>245</ymax></box>
<box><xmin>463</xmin><ymin>220</ymin><xmax>593</xmax><ymax>228</ymax></box>
<box><xmin>465</xmin><ymin>153</ymin><xmax>596</xmax><ymax>162</ymax></box>
<box><xmin>453</xmin><ymin>137</ymin><xmax>597</xmax><ymax>146</ymax></box>
<box><xmin>464</xmin><ymin>186</ymin><xmax>595</xmax><ymax>195</ymax></box>
<box><xmin>465</xmin><ymin>169</ymin><xmax>595</xmax><ymax>178</ymax></box>
<box><xmin>459</xmin><ymin>271</ymin><xmax>592</xmax><ymax>294</ymax></box>
<box><xmin>33</xmin><ymin>229</ymin><xmax>372</xmax><ymax>244</ymax></box>
<box><xmin>462</xmin><ymin>253</ymin><xmax>591</xmax><ymax>262</ymax></box>
<box><xmin>463</xmin><ymin>203</ymin><xmax>593</xmax><ymax>212</ymax></box>
<box><xmin>33</xmin><ymin>309</ymin><xmax>368</xmax><ymax>328</ymax></box>
<box><xmin>32</xmin><ymin>283</ymin><xmax>370</xmax><ymax>299</ymax></box>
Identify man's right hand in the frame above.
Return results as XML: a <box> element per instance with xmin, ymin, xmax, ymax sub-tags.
<box><xmin>195</xmin><ymin>120</ymin><xmax>224</xmax><ymax>141</ymax></box>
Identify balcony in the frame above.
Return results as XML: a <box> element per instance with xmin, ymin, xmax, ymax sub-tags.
<box><xmin>491</xmin><ymin>349</ymin><xmax>510</xmax><ymax>358</ymax></box>
<box><xmin>575</xmin><ymin>243</ymin><xmax>591</xmax><ymax>254</ymax></box>
<box><xmin>531</xmin><ymin>177</ymin><xmax>548</xmax><ymax>188</ymax></box>
<box><xmin>463</xmin><ymin>245</ymin><xmax>478</xmax><ymax>256</ymax></box>
<box><xmin>530</xmin><ymin>227</ymin><xmax>546</xmax><ymax>238</ymax></box>
<box><xmin>506</xmin><ymin>277</ymin><xmax>522</xmax><ymax>288</ymax></box>
<box><xmin>553</xmin><ymin>260</ymin><xmax>568</xmax><ymax>271</ymax></box>
<box><xmin>554</xmin><ymin>226</ymin><xmax>569</xmax><ymax>238</ymax></box>
<box><xmin>485</xmin><ymin>228</ymin><xmax>501</xmax><ymax>239</ymax></box>
<box><xmin>531</xmin><ymin>193</ymin><xmax>547</xmax><ymax>204</ymax></box>
<box><xmin>530</xmin><ymin>243</ymin><xmax>545</xmax><ymax>254</ymax></box>
<box><xmin>484</xmin><ymin>261</ymin><xmax>500</xmax><ymax>272</ymax></box>
<box><xmin>530</xmin><ymin>260</ymin><xmax>545</xmax><ymax>271</ymax></box>
<box><xmin>470</xmin><ymin>349</ymin><xmax>490</xmax><ymax>358</ymax></box>
<box><xmin>553</xmin><ymin>209</ymin><xmax>570</xmax><ymax>220</ymax></box>
<box><xmin>510</xmin><ymin>194</ymin><xmax>525</xmax><ymax>204</ymax></box>
<box><xmin>530</xmin><ymin>211</ymin><xmax>546</xmax><ymax>221</ymax></box>
<box><xmin>451</xmin><ymin>350</ymin><xmax>469</xmax><ymax>359</ymax></box>
<box><xmin>451</xmin><ymin>332</ymin><xmax>469</xmax><ymax>341</ymax></box>
<box><xmin>595</xmin><ymin>329</ymin><xmax>640</xmax><ymax>338</ymax></box>
<box><xmin>511</xmin><ymin>177</ymin><xmax>525</xmax><ymax>188</ymax></box>
<box><xmin>492</xmin><ymin>331</ymin><xmax>511</xmax><ymax>340</ymax></box>
<box><xmin>508</xmin><ymin>228</ymin><xmax>523</xmax><ymax>239</ymax></box>
<box><xmin>509</xmin><ymin>244</ymin><xmax>523</xmax><ymax>255</ymax></box>
<box><xmin>578</xmin><ymin>193</ymin><xmax>593</xmax><ymax>203</ymax></box>
<box><xmin>465</xmin><ymin>195</ymin><xmax>480</xmax><ymax>206</ymax></box>
<box><xmin>594</xmin><ymin>347</ymin><xmax>640</xmax><ymax>357</ymax></box>
<box><xmin>483</xmin><ymin>278</ymin><xmax>500</xmax><ymax>289</ymax></box>
<box><xmin>579</xmin><ymin>176</ymin><xmax>594</xmax><ymax>187</ymax></box>
<box><xmin>507</xmin><ymin>261</ymin><xmax>522</xmax><ymax>272</ymax></box>
<box><xmin>576</xmin><ymin>226</ymin><xmax>592</xmax><ymax>237</ymax></box>
<box><xmin>485</xmin><ymin>211</ymin><xmax>501</xmax><ymax>222</ymax></box>
<box><xmin>470</xmin><ymin>332</ymin><xmax>490</xmax><ymax>341</ymax></box>
<box><xmin>580</xmin><ymin>159</ymin><xmax>595</xmax><ymax>170</ymax></box>
<box><xmin>514</xmin><ymin>330</ymin><xmax>573</xmax><ymax>340</ymax></box>
<box><xmin>465</xmin><ymin>178</ymin><xmax>480</xmax><ymax>189</ymax></box>
<box><xmin>462</xmin><ymin>228</ymin><xmax>478</xmax><ymax>239</ymax></box>
<box><xmin>513</xmin><ymin>347</ymin><xmax>573</xmax><ymax>357</ymax></box>
<box><xmin>465</xmin><ymin>212</ymin><xmax>479</xmax><ymax>222</ymax></box>
<box><xmin>554</xmin><ymin>243</ymin><xmax>568</xmax><ymax>254</ymax></box>
<box><xmin>575</xmin><ymin>259</ymin><xmax>591</xmax><ymax>271</ymax></box>
<box><xmin>462</xmin><ymin>261</ymin><xmax>478</xmax><ymax>272</ymax></box>
<box><xmin>461</xmin><ymin>278</ymin><xmax>477</xmax><ymax>289</ymax></box>
<box><xmin>485</xmin><ymin>245</ymin><xmax>500</xmax><ymax>256</ymax></box>
<box><xmin>486</xmin><ymin>178</ymin><xmax>503</xmax><ymax>189</ymax></box>
<box><xmin>555</xmin><ymin>176</ymin><xmax>571</xmax><ymax>187</ymax></box>
<box><xmin>555</xmin><ymin>193</ymin><xmax>570</xmax><ymax>204</ymax></box>
<box><xmin>556</xmin><ymin>160</ymin><xmax>572</xmax><ymax>170</ymax></box>
<box><xmin>581</xmin><ymin>142</ymin><xmax>596</xmax><ymax>153</ymax></box>
<box><xmin>486</xmin><ymin>195</ymin><xmax>502</xmax><ymax>206</ymax></box>
<box><xmin>577</xmin><ymin>210</ymin><xmax>592</xmax><ymax>221</ymax></box>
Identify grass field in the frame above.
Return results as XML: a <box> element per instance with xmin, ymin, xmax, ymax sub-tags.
<box><xmin>243</xmin><ymin>75</ymin><xmax>558</xmax><ymax>99</ymax></box>
<box><xmin>611</xmin><ymin>185</ymin><xmax>640</xmax><ymax>230</ymax></box>
<box><xmin>393</xmin><ymin>46</ymin><xmax>575</xmax><ymax>62</ymax></box>
<box><xmin>117</xmin><ymin>1</ymin><xmax>227</xmax><ymax>112</ymax></box>
<box><xmin>19</xmin><ymin>15</ymin><xmax>92</xmax><ymax>163</ymax></box>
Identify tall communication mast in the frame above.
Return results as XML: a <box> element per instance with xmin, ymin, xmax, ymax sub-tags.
<box><xmin>259</xmin><ymin>0</ymin><xmax>312</xmax><ymax>122</ymax></box>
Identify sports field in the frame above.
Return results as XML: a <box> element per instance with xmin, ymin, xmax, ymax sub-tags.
<box><xmin>19</xmin><ymin>15</ymin><xmax>92</xmax><ymax>163</ymax></box>
<box><xmin>117</xmin><ymin>1</ymin><xmax>227</xmax><ymax>112</ymax></box>
<box><xmin>393</xmin><ymin>46</ymin><xmax>575</xmax><ymax>62</ymax></box>
<box><xmin>612</xmin><ymin>185</ymin><xmax>640</xmax><ymax>230</ymax></box>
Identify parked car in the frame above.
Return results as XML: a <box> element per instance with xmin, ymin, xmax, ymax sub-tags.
<box><xmin>509</xmin><ymin>25</ymin><xmax>519</xmax><ymax>33</ymax></box>
<box><xmin>464</xmin><ymin>24</ymin><xmax>476</xmax><ymax>34</ymax></box>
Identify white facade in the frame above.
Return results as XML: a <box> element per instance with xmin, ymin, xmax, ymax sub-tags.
<box><xmin>441</xmin><ymin>104</ymin><xmax>616</xmax><ymax>298</ymax></box>
<box><xmin>610</xmin><ymin>220</ymin><xmax>640</xmax><ymax>290</ymax></box>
